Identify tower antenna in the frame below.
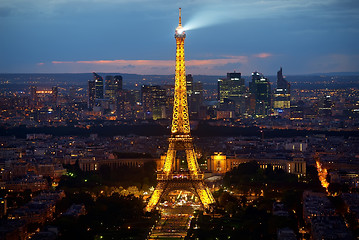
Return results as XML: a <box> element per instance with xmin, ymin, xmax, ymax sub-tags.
<box><xmin>179</xmin><ymin>8</ymin><xmax>182</xmax><ymax>26</ymax></box>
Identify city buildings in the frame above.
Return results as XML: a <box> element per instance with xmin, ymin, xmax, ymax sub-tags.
<box><xmin>274</xmin><ymin>67</ymin><xmax>291</xmax><ymax>117</ymax></box>
<box><xmin>249</xmin><ymin>71</ymin><xmax>272</xmax><ymax>117</ymax></box>
<box><xmin>187</xmin><ymin>74</ymin><xmax>205</xmax><ymax>119</ymax></box>
<box><xmin>93</xmin><ymin>72</ymin><xmax>104</xmax><ymax>100</ymax></box>
<box><xmin>141</xmin><ymin>85</ymin><xmax>167</xmax><ymax>120</ymax></box>
<box><xmin>218</xmin><ymin>71</ymin><xmax>245</xmax><ymax>116</ymax></box>
<box><xmin>88</xmin><ymin>79</ymin><xmax>96</xmax><ymax>110</ymax></box>
<box><xmin>105</xmin><ymin>75</ymin><xmax>123</xmax><ymax>103</ymax></box>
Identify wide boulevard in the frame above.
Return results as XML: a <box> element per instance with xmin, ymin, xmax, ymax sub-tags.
<box><xmin>148</xmin><ymin>205</ymin><xmax>196</xmax><ymax>240</ymax></box>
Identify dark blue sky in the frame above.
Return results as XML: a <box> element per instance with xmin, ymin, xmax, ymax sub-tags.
<box><xmin>1</xmin><ymin>0</ymin><xmax>358</xmax><ymax>76</ymax></box>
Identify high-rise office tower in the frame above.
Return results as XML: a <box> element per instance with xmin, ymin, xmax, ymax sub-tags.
<box><xmin>114</xmin><ymin>75</ymin><xmax>123</xmax><ymax>90</ymax></box>
<box><xmin>69</xmin><ymin>86</ymin><xmax>76</xmax><ymax>102</ymax></box>
<box><xmin>218</xmin><ymin>71</ymin><xmax>245</xmax><ymax>114</ymax></box>
<box><xmin>93</xmin><ymin>72</ymin><xmax>104</xmax><ymax>99</ymax></box>
<box><xmin>88</xmin><ymin>80</ymin><xmax>96</xmax><ymax>109</ymax></box>
<box><xmin>141</xmin><ymin>85</ymin><xmax>167</xmax><ymax>120</ymax></box>
<box><xmin>30</xmin><ymin>86</ymin><xmax>38</xmax><ymax>108</ymax></box>
<box><xmin>116</xmin><ymin>90</ymin><xmax>133</xmax><ymax>119</ymax></box>
<box><xmin>186</xmin><ymin>74</ymin><xmax>193</xmax><ymax>96</ymax></box>
<box><xmin>277</xmin><ymin>67</ymin><xmax>289</xmax><ymax>91</ymax></box>
<box><xmin>318</xmin><ymin>95</ymin><xmax>333</xmax><ymax>117</ymax></box>
<box><xmin>186</xmin><ymin>74</ymin><xmax>204</xmax><ymax>118</ymax></box>
<box><xmin>249</xmin><ymin>71</ymin><xmax>271</xmax><ymax>117</ymax></box>
<box><xmin>273</xmin><ymin>67</ymin><xmax>291</xmax><ymax>115</ymax></box>
<box><xmin>105</xmin><ymin>75</ymin><xmax>123</xmax><ymax>104</ymax></box>
<box><xmin>105</xmin><ymin>75</ymin><xmax>114</xmax><ymax>100</ymax></box>
<box><xmin>51</xmin><ymin>86</ymin><xmax>58</xmax><ymax>107</ymax></box>
<box><xmin>190</xmin><ymin>81</ymin><xmax>204</xmax><ymax>118</ymax></box>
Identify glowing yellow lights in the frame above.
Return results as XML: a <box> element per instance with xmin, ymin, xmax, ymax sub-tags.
<box><xmin>315</xmin><ymin>154</ymin><xmax>330</xmax><ymax>193</ymax></box>
<box><xmin>146</xmin><ymin>8</ymin><xmax>215</xmax><ymax>212</ymax></box>
<box><xmin>171</xmin><ymin>34</ymin><xmax>189</xmax><ymax>134</ymax></box>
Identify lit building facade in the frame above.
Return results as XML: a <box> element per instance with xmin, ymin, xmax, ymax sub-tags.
<box><xmin>141</xmin><ymin>85</ymin><xmax>167</xmax><ymax>120</ymax></box>
<box><xmin>93</xmin><ymin>72</ymin><xmax>104</xmax><ymax>100</ymax></box>
<box><xmin>88</xmin><ymin>80</ymin><xmax>96</xmax><ymax>109</ymax></box>
<box><xmin>208</xmin><ymin>152</ymin><xmax>306</xmax><ymax>177</ymax></box>
<box><xmin>274</xmin><ymin>67</ymin><xmax>291</xmax><ymax>116</ymax></box>
<box><xmin>218</xmin><ymin>72</ymin><xmax>245</xmax><ymax>114</ymax></box>
<box><xmin>105</xmin><ymin>75</ymin><xmax>123</xmax><ymax>103</ymax></box>
<box><xmin>250</xmin><ymin>71</ymin><xmax>272</xmax><ymax>117</ymax></box>
<box><xmin>187</xmin><ymin>74</ymin><xmax>204</xmax><ymax>118</ymax></box>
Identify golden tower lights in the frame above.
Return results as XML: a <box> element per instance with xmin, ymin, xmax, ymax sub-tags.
<box><xmin>146</xmin><ymin>8</ymin><xmax>215</xmax><ymax>212</ymax></box>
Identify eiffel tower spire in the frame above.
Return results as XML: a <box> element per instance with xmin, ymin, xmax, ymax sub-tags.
<box><xmin>146</xmin><ymin>8</ymin><xmax>215</xmax><ymax>212</ymax></box>
<box><xmin>179</xmin><ymin>7</ymin><xmax>182</xmax><ymax>26</ymax></box>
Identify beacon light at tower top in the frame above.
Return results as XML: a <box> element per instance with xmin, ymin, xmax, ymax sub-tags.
<box><xmin>176</xmin><ymin>26</ymin><xmax>185</xmax><ymax>35</ymax></box>
<box><xmin>175</xmin><ymin>8</ymin><xmax>186</xmax><ymax>36</ymax></box>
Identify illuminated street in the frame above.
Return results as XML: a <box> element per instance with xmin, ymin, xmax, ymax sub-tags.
<box><xmin>148</xmin><ymin>205</ymin><xmax>196</xmax><ymax>240</ymax></box>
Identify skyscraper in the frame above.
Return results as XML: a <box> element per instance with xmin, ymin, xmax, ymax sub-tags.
<box><xmin>186</xmin><ymin>74</ymin><xmax>193</xmax><ymax>96</ymax></box>
<box><xmin>186</xmin><ymin>74</ymin><xmax>204</xmax><ymax>118</ymax></box>
<box><xmin>30</xmin><ymin>86</ymin><xmax>38</xmax><ymax>108</ymax></box>
<box><xmin>93</xmin><ymin>72</ymin><xmax>104</xmax><ymax>100</ymax></box>
<box><xmin>190</xmin><ymin>81</ymin><xmax>204</xmax><ymax>118</ymax></box>
<box><xmin>218</xmin><ymin>71</ymin><xmax>245</xmax><ymax>114</ymax></box>
<box><xmin>141</xmin><ymin>85</ymin><xmax>167</xmax><ymax>120</ymax></box>
<box><xmin>105</xmin><ymin>75</ymin><xmax>114</xmax><ymax>99</ymax></box>
<box><xmin>277</xmin><ymin>67</ymin><xmax>290</xmax><ymax>91</ymax></box>
<box><xmin>88</xmin><ymin>80</ymin><xmax>96</xmax><ymax>109</ymax></box>
<box><xmin>116</xmin><ymin>90</ymin><xmax>133</xmax><ymax>120</ymax></box>
<box><xmin>274</xmin><ymin>67</ymin><xmax>291</xmax><ymax>115</ymax></box>
<box><xmin>105</xmin><ymin>75</ymin><xmax>123</xmax><ymax>103</ymax></box>
<box><xmin>250</xmin><ymin>71</ymin><xmax>271</xmax><ymax>117</ymax></box>
<box><xmin>51</xmin><ymin>86</ymin><xmax>58</xmax><ymax>108</ymax></box>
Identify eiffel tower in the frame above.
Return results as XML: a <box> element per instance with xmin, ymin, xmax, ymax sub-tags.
<box><xmin>146</xmin><ymin>8</ymin><xmax>215</xmax><ymax>212</ymax></box>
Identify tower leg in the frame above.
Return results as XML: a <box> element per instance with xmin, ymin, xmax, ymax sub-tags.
<box><xmin>146</xmin><ymin>182</ymin><xmax>166</xmax><ymax>212</ymax></box>
<box><xmin>163</xmin><ymin>148</ymin><xmax>176</xmax><ymax>175</ymax></box>
<box><xmin>193</xmin><ymin>181</ymin><xmax>215</xmax><ymax>208</ymax></box>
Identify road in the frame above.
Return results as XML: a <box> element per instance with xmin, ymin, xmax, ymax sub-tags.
<box><xmin>148</xmin><ymin>205</ymin><xmax>195</xmax><ymax>240</ymax></box>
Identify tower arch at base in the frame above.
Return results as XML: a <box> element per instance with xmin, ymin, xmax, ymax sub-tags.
<box><xmin>146</xmin><ymin>180</ymin><xmax>215</xmax><ymax>212</ymax></box>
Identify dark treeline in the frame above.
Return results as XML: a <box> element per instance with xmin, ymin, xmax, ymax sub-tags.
<box><xmin>1</xmin><ymin>123</ymin><xmax>358</xmax><ymax>138</ymax></box>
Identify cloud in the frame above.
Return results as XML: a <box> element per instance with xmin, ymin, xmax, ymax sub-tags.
<box><xmin>52</xmin><ymin>55</ymin><xmax>248</xmax><ymax>67</ymax></box>
<box><xmin>252</xmin><ymin>53</ymin><xmax>272</xmax><ymax>59</ymax></box>
<box><xmin>49</xmin><ymin>56</ymin><xmax>249</xmax><ymax>74</ymax></box>
<box><xmin>52</xmin><ymin>59</ymin><xmax>174</xmax><ymax>67</ymax></box>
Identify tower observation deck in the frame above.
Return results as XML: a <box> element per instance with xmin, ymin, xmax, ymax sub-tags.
<box><xmin>146</xmin><ymin>8</ymin><xmax>215</xmax><ymax>212</ymax></box>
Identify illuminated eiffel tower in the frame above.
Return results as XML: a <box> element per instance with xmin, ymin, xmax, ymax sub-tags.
<box><xmin>146</xmin><ymin>8</ymin><xmax>215</xmax><ymax>212</ymax></box>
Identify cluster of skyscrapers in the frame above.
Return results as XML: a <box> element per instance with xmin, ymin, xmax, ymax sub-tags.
<box><xmin>87</xmin><ymin>72</ymin><xmax>206</xmax><ymax>120</ymax></box>
<box><xmin>87</xmin><ymin>68</ymin><xmax>290</xmax><ymax>121</ymax></box>
<box><xmin>88</xmin><ymin>72</ymin><xmax>123</xmax><ymax>111</ymax></box>
<box><xmin>218</xmin><ymin>67</ymin><xmax>291</xmax><ymax>118</ymax></box>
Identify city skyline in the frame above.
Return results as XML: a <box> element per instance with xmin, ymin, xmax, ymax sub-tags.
<box><xmin>1</xmin><ymin>3</ymin><xmax>359</xmax><ymax>239</ymax></box>
<box><xmin>1</xmin><ymin>0</ymin><xmax>359</xmax><ymax>76</ymax></box>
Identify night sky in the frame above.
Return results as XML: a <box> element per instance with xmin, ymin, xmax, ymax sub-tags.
<box><xmin>1</xmin><ymin>0</ymin><xmax>358</xmax><ymax>76</ymax></box>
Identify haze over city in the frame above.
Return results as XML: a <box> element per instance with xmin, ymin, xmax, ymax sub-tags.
<box><xmin>1</xmin><ymin>0</ymin><xmax>359</xmax><ymax>75</ymax></box>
